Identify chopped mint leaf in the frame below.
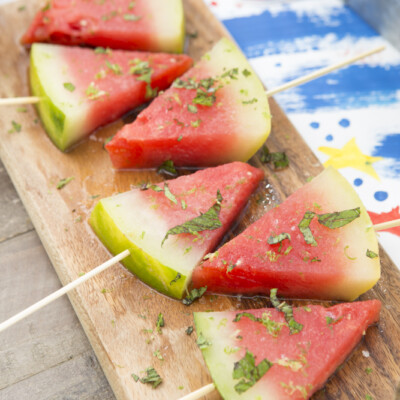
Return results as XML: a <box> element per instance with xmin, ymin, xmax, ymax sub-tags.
<box><xmin>190</xmin><ymin>119</ymin><xmax>202</xmax><ymax>127</ymax></box>
<box><xmin>86</xmin><ymin>82</ymin><xmax>107</xmax><ymax>100</ymax></box>
<box><xmin>177</xmin><ymin>135</ymin><xmax>183</xmax><ymax>142</ymax></box>
<box><xmin>365</xmin><ymin>367</ymin><xmax>373</xmax><ymax>374</ymax></box>
<box><xmin>157</xmin><ymin>159</ymin><xmax>178</xmax><ymax>177</ymax></box>
<box><xmin>153</xmin><ymin>349</ymin><xmax>164</xmax><ymax>361</ymax></box>
<box><xmin>234</xmin><ymin>311</ymin><xmax>284</xmax><ymax>338</ymax></box>
<box><xmin>233</xmin><ymin>350</ymin><xmax>272</xmax><ymax>394</ymax></box>
<box><xmin>311</xmin><ymin>257</ymin><xmax>321</xmax><ymax>262</ymax></box>
<box><xmin>242</xmin><ymin>69</ymin><xmax>252</xmax><ymax>77</ymax></box>
<box><xmin>270</xmin><ymin>289</ymin><xmax>303</xmax><ymax>334</ymax></box>
<box><xmin>192</xmin><ymin>89</ymin><xmax>216</xmax><ymax>106</ymax></box>
<box><xmin>242</xmin><ymin>98</ymin><xmax>258</xmax><ymax>105</ymax></box>
<box><xmin>260</xmin><ymin>145</ymin><xmax>289</xmax><ymax>169</ymax></box>
<box><xmin>227</xmin><ymin>263</ymin><xmax>236</xmax><ymax>273</ymax></box>
<box><xmin>128</xmin><ymin>1</ymin><xmax>135</xmax><ymax>9</ymax></box>
<box><xmin>183</xmin><ymin>286</ymin><xmax>207</xmax><ymax>306</ymax></box>
<box><xmin>185</xmin><ymin>326</ymin><xmax>194</xmax><ymax>335</ymax></box>
<box><xmin>317</xmin><ymin>208</ymin><xmax>361</xmax><ymax>229</ymax></box>
<box><xmin>365</xmin><ymin>395</ymin><xmax>373</xmax><ymax>400</ymax></box>
<box><xmin>221</xmin><ymin>68</ymin><xmax>239</xmax><ymax>80</ymax></box>
<box><xmin>170</xmin><ymin>273</ymin><xmax>182</xmax><ymax>285</ymax></box>
<box><xmin>105</xmin><ymin>60</ymin><xmax>122</xmax><ymax>75</ymax></box>
<box><xmin>187</xmin><ymin>104</ymin><xmax>198</xmax><ymax>113</ymax></box>
<box><xmin>326</xmin><ymin>315</ymin><xmax>343</xmax><ymax>326</ymax></box>
<box><xmin>63</xmin><ymin>82</ymin><xmax>75</xmax><ymax>92</ymax></box>
<box><xmin>16</xmin><ymin>107</ymin><xmax>27</xmax><ymax>113</ymax></box>
<box><xmin>173</xmin><ymin>77</ymin><xmax>198</xmax><ymax>90</ymax></box>
<box><xmin>366</xmin><ymin>249</ymin><xmax>378</xmax><ymax>259</ymax></box>
<box><xmin>196</xmin><ymin>333</ymin><xmax>211</xmax><ymax>349</ymax></box>
<box><xmin>41</xmin><ymin>2</ymin><xmax>51</xmax><ymax>11</ymax></box>
<box><xmin>298</xmin><ymin>211</ymin><xmax>317</xmax><ymax>246</ymax></box>
<box><xmin>163</xmin><ymin>183</ymin><xmax>177</xmax><ymax>204</ymax></box>
<box><xmin>267</xmin><ymin>232</ymin><xmax>291</xmax><ymax>245</ymax></box>
<box><xmin>94</xmin><ymin>47</ymin><xmax>112</xmax><ymax>55</ymax></box>
<box><xmin>123</xmin><ymin>13</ymin><xmax>141</xmax><ymax>21</ymax></box>
<box><xmin>56</xmin><ymin>177</ymin><xmax>74</xmax><ymax>190</ymax></box>
<box><xmin>162</xmin><ymin>190</ymin><xmax>223</xmax><ymax>246</ymax></box>
<box><xmin>131</xmin><ymin>373</ymin><xmax>139</xmax><ymax>382</ymax></box>
<box><xmin>181</xmin><ymin>200</ymin><xmax>187</xmax><ymax>210</ymax></box>
<box><xmin>8</xmin><ymin>120</ymin><xmax>21</xmax><ymax>133</ymax></box>
<box><xmin>344</xmin><ymin>245</ymin><xmax>357</xmax><ymax>260</ymax></box>
<box><xmin>18</xmin><ymin>5</ymin><xmax>26</xmax><ymax>11</ymax></box>
<box><xmin>156</xmin><ymin>313</ymin><xmax>164</xmax><ymax>334</ymax></box>
<box><xmin>134</xmin><ymin>367</ymin><xmax>162</xmax><ymax>388</ymax></box>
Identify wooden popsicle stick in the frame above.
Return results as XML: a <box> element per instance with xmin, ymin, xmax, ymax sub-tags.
<box><xmin>177</xmin><ymin>383</ymin><xmax>215</xmax><ymax>400</ymax></box>
<box><xmin>0</xmin><ymin>249</ymin><xmax>130</xmax><ymax>334</ymax></box>
<box><xmin>265</xmin><ymin>45</ymin><xmax>385</xmax><ymax>97</ymax></box>
<box><xmin>0</xmin><ymin>218</ymin><xmax>398</xmax><ymax>334</ymax></box>
<box><xmin>373</xmin><ymin>218</ymin><xmax>400</xmax><ymax>232</ymax></box>
<box><xmin>0</xmin><ymin>96</ymin><xmax>40</xmax><ymax>105</ymax></box>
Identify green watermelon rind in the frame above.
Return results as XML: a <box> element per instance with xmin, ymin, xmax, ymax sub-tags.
<box><xmin>30</xmin><ymin>48</ymin><xmax>68</xmax><ymax>151</ymax></box>
<box><xmin>89</xmin><ymin>200</ymin><xmax>188</xmax><ymax>299</ymax></box>
<box><xmin>194</xmin><ymin>312</ymin><xmax>268</xmax><ymax>400</ymax></box>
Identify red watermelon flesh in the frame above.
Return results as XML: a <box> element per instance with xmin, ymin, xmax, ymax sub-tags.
<box><xmin>106</xmin><ymin>38</ymin><xmax>271</xmax><ymax>169</ymax></box>
<box><xmin>194</xmin><ymin>299</ymin><xmax>381</xmax><ymax>399</ymax></box>
<box><xmin>21</xmin><ymin>0</ymin><xmax>185</xmax><ymax>53</ymax></box>
<box><xmin>192</xmin><ymin>167</ymin><xmax>380</xmax><ymax>301</ymax></box>
<box><xmin>89</xmin><ymin>162</ymin><xmax>264</xmax><ymax>299</ymax></box>
<box><xmin>30</xmin><ymin>43</ymin><xmax>192</xmax><ymax>151</ymax></box>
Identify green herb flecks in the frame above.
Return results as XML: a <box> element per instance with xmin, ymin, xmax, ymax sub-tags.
<box><xmin>163</xmin><ymin>183</ymin><xmax>177</xmax><ymax>204</ymax></box>
<box><xmin>326</xmin><ymin>315</ymin><xmax>343</xmax><ymax>326</ymax></box>
<box><xmin>242</xmin><ymin>69</ymin><xmax>252</xmax><ymax>77</ymax></box>
<box><xmin>156</xmin><ymin>313</ymin><xmax>164</xmax><ymax>334</ymax></box>
<box><xmin>233</xmin><ymin>312</ymin><xmax>284</xmax><ymax>338</ymax></box>
<box><xmin>16</xmin><ymin>107</ymin><xmax>27</xmax><ymax>113</ymax></box>
<box><xmin>86</xmin><ymin>82</ymin><xmax>107</xmax><ymax>100</ymax></box>
<box><xmin>140</xmin><ymin>182</ymin><xmax>177</xmax><ymax>204</ymax></box>
<box><xmin>192</xmin><ymin>89</ymin><xmax>216</xmax><ymax>107</ymax></box>
<box><xmin>129</xmin><ymin>60</ymin><xmax>155</xmax><ymax>98</ymax></box>
<box><xmin>185</xmin><ymin>326</ymin><xmax>194</xmax><ymax>335</ymax></box>
<box><xmin>344</xmin><ymin>245</ymin><xmax>357</xmax><ymax>260</ymax></box>
<box><xmin>123</xmin><ymin>13</ymin><xmax>141</xmax><ymax>21</ymax></box>
<box><xmin>233</xmin><ymin>350</ymin><xmax>273</xmax><ymax>394</ymax></box>
<box><xmin>170</xmin><ymin>273</ymin><xmax>182</xmax><ymax>285</ymax></box>
<box><xmin>317</xmin><ymin>208</ymin><xmax>360</xmax><ymax>229</ymax></box>
<box><xmin>196</xmin><ymin>333</ymin><xmax>211</xmax><ymax>349</ymax></box>
<box><xmin>94</xmin><ymin>47</ymin><xmax>112</xmax><ymax>55</ymax></box>
<box><xmin>182</xmin><ymin>286</ymin><xmax>207</xmax><ymax>306</ymax></box>
<box><xmin>132</xmin><ymin>367</ymin><xmax>162</xmax><ymax>388</ymax></box>
<box><xmin>56</xmin><ymin>177</ymin><xmax>75</xmax><ymax>190</ymax></box>
<box><xmin>103</xmin><ymin>135</ymin><xmax>114</xmax><ymax>148</ymax></box>
<box><xmin>221</xmin><ymin>68</ymin><xmax>239</xmax><ymax>80</ymax></box>
<box><xmin>157</xmin><ymin>160</ymin><xmax>178</xmax><ymax>177</ymax></box>
<box><xmin>63</xmin><ymin>82</ymin><xmax>75</xmax><ymax>92</ymax></box>
<box><xmin>267</xmin><ymin>232</ymin><xmax>291</xmax><ymax>245</ymax></box>
<box><xmin>105</xmin><ymin>60</ymin><xmax>122</xmax><ymax>75</ymax></box>
<box><xmin>187</xmin><ymin>104</ymin><xmax>198</xmax><ymax>113</ymax></box>
<box><xmin>260</xmin><ymin>145</ymin><xmax>289</xmax><ymax>169</ymax></box>
<box><xmin>161</xmin><ymin>190</ymin><xmax>223</xmax><ymax>246</ymax></box>
<box><xmin>242</xmin><ymin>98</ymin><xmax>258</xmax><ymax>105</ymax></box>
<box><xmin>270</xmin><ymin>289</ymin><xmax>303</xmax><ymax>335</ymax></box>
<box><xmin>190</xmin><ymin>119</ymin><xmax>202</xmax><ymax>128</ymax></box>
<box><xmin>366</xmin><ymin>249</ymin><xmax>378</xmax><ymax>259</ymax></box>
<box><xmin>8</xmin><ymin>120</ymin><xmax>21</xmax><ymax>134</ymax></box>
<box><xmin>298</xmin><ymin>211</ymin><xmax>317</xmax><ymax>246</ymax></box>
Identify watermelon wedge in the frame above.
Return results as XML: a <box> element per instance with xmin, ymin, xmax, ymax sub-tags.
<box><xmin>22</xmin><ymin>0</ymin><xmax>185</xmax><ymax>53</ymax></box>
<box><xmin>194</xmin><ymin>299</ymin><xmax>381</xmax><ymax>400</ymax></box>
<box><xmin>106</xmin><ymin>38</ymin><xmax>271</xmax><ymax>169</ymax></box>
<box><xmin>30</xmin><ymin>43</ymin><xmax>192</xmax><ymax>151</ymax></box>
<box><xmin>192</xmin><ymin>167</ymin><xmax>381</xmax><ymax>301</ymax></box>
<box><xmin>89</xmin><ymin>162</ymin><xmax>263</xmax><ymax>299</ymax></box>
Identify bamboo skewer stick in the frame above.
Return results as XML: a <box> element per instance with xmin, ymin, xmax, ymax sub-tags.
<box><xmin>177</xmin><ymin>383</ymin><xmax>216</xmax><ymax>400</ymax></box>
<box><xmin>265</xmin><ymin>45</ymin><xmax>385</xmax><ymax>97</ymax></box>
<box><xmin>0</xmin><ymin>96</ymin><xmax>40</xmax><ymax>105</ymax></box>
<box><xmin>0</xmin><ymin>219</ymin><xmax>399</xmax><ymax>334</ymax></box>
<box><xmin>373</xmin><ymin>218</ymin><xmax>400</xmax><ymax>232</ymax></box>
<box><xmin>0</xmin><ymin>46</ymin><xmax>385</xmax><ymax>106</ymax></box>
<box><xmin>0</xmin><ymin>249</ymin><xmax>130</xmax><ymax>334</ymax></box>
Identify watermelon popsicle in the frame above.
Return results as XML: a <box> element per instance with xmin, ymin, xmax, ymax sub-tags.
<box><xmin>30</xmin><ymin>43</ymin><xmax>192</xmax><ymax>151</ymax></box>
<box><xmin>106</xmin><ymin>38</ymin><xmax>272</xmax><ymax>169</ymax></box>
<box><xmin>192</xmin><ymin>167</ymin><xmax>381</xmax><ymax>301</ymax></box>
<box><xmin>21</xmin><ymin>0</ymin><xmax>185</xmax><ymax>53</ymax></box>
<box><xmin>194</xmin><ymin>298</ymin><xmax>381</xmax><ymax>400</ymax></box>
<box><xmin>89</xmin><ymin>162</ymin><xmax>264</xmax><ymax>299</ymax></box>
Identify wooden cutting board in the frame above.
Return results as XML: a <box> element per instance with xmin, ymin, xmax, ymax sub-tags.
<box><xmin>0</xmin><ymin>1</ymin><xmax>399</xmax><ymax>399</ymax></box>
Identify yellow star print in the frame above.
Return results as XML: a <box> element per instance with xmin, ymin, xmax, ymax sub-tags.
<box><xmin>318</xmin><ymin>137</ymin><xmax>382</xmax><ymax>180</ymax></box>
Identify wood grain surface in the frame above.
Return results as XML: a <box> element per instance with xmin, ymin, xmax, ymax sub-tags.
<box><xmin>0</xmin><ymin>1</ymin><xmax>399</xmax><ymax>399</ymax></box>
